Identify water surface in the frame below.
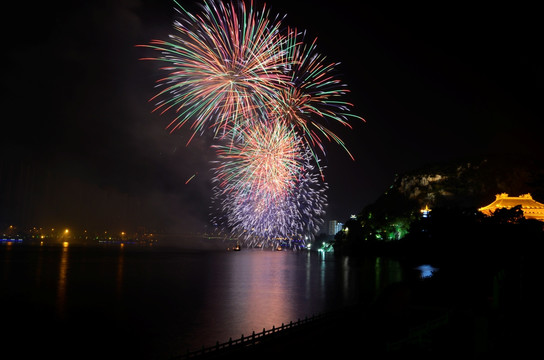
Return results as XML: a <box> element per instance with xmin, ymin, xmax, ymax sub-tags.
<box><xmin>1</xmin><ymin>244</ymin><xmax>406</xmax><ymax>359</ymax></box>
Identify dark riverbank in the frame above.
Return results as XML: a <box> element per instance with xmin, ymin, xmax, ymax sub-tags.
<box><xmin>177</xmin><ymin>278</ymin><xmax>536</xmax><ymax>359</ymax></box>
<box><xmin>194</xmin><ymin>222</ymin><xmax>542</xmax><ymax>359</ymax></box>
<box><xmin>188</xmin><ymin>259</ymin><xmax>538</xmax><ymax>359</ymax></box>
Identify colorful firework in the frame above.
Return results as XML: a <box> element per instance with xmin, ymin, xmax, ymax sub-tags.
<box><xmin>139</xmin><ymin>0</ymin><xmax>363</xmax><ymax>244</ymax></box>
<box><xmin>211</xmin><ymin>121</ymin><xmax>304</xmax><ymax>200</ymax></box>
<box><xmin>269</xmin><ymin>28</ymin><xmax>365</xmax><ymax>175</ymax></box>
<box><xmin>137</xmin><ymin>0</ymin><xmax>289</xmax><ymax>143</ymax></box>
<box><xmin>211</xmin><ymin>141</ymin><xmax>327</xmax><ymax>246</ymax></box>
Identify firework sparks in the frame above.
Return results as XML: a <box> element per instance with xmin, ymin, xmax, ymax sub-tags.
<box><xmin>137</xmin><ymin>0</ymin><xmax>289</xmax><ymax>143</ymax></box>
<box><xmin>139</xmin><ymin>0</ymin><xmax>363</xmax><ymax>244</ymax></box>
<box><xmin>211</xmin><ymin>141</ymin><xmax>327</xmax><ymax>246</ymax></box>
<box><xmin>211</xmin><ymin>121</ymin><xmax>304</xmax><ymax>200</ymax></box>
<box><xmin>269</xmin><ymin>28</ymin><xmax>365</xmax><ymax>174</ymax></box>
<box><xmin>185</xmin><ymin>172</ymin><xmax>198</xmax><ymax>184</ymax></box>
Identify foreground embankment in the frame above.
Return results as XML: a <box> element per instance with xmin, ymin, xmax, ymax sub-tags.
<box><xmin>183</xmin><ymin>226</ymin><xmax>541</xmax><ymax>359</ymax></box>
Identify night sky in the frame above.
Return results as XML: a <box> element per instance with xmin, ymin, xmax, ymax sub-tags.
<box><xmin>2</xmin><ymin>0</ymin><xmax>542</xmax><ymax>236</ymax></box>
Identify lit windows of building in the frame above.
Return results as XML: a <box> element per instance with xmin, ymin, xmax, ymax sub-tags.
<box><xmin>328</xmin><ymin>220</ymin><xmax>343</xmax><ymax>235</ymax></box>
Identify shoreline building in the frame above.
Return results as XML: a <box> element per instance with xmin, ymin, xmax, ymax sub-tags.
<box><xmin>328</xmin><ymin>220</ymin><xmax>343</xmax><ymax>236</ymax></box>
<box><xmin>478</xmin><ymin>193</ymin><xmax>544</xmax><ymax>221</ymax></box>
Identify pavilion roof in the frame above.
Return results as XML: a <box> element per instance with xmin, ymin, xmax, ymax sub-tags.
<box><xmin>479</xmin><ymin>193</ymin><xmax>544</xmax><ymax>221</ymax></box>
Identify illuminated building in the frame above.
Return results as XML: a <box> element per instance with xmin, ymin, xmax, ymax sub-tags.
<box><xmin>478</xmin><ymin>193</ymin><xmax>544</xmax><ymax>221</ymax></box>
<box><xmin>328</xmin><ymin>220</ymin><xmax>343</xmax><ymax>235</ymax></box>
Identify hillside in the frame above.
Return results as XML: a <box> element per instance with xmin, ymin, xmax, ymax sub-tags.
<box><xmin>336</xmin><ymin>153</ymin><xmax>544</xmax><ymax>246</ymax></box>
<box><xmin>391</xmin><ymin>153</ymin><xmax>544</xmax><ymax>209</ymax></box>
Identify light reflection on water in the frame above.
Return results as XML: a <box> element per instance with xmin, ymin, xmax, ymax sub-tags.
<box><xmin>0</xmin><ymin>245</ymin><xmax>407</xmax><ymax>359</ymax></box>
<box><xmin>56</xmin><ymin>245</ymin><xmax>69</xmax><ymax>317</ymax></box>
<box><xmin>415</xmin><ymin>264</ymin><xmax>439</xmax><ymax>279</ymax></box>
<box><xmin>116</xmin><ymin>247</ymin><xmax>124</xmax><ymax>301</ymax></box>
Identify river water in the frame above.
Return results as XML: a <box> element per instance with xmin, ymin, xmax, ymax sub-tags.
<box><xmin>1</xmin><ymin>243</ymin><xmax>416</xmax><ymax>359</ymax></box>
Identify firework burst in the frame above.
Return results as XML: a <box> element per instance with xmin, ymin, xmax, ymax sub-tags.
<box><xmin>211</xmin><ymin>121</ymin><xmax>304</xmax><ymax>200</ymax></box>
<box><xmin>211</xmin><ymin>139</ymin><xmax>327</xmax><ymax>246</ymax></box>
<box><xmin>269</xmin><ymin>28</ymin><xmax>365</xmax><ymax>172</ymax></box>
<box><xmin>138</xmin><ymin>0</ymin><xmax>289</xmax><ymax>143</ymax></box>
<box><xmin>139</xmin><ymin>0</ymin><xmax>363</xmax><ymax>244</ymax></box>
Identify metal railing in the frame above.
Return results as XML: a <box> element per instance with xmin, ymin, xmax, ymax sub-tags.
<box><xmin>172</xmin><ymin>313</ymin><xmax>328</xmax><ymax>359</ymax></box>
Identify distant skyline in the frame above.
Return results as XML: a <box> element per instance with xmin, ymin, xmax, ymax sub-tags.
<box><xmin>2</xmin><ymin>1</ymin><xmax>543</xmax><ymax>238</ymax></box>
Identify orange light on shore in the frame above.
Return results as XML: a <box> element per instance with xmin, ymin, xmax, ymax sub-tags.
<box><xmin>420</xmin><ymin>205</ymin><xmax>432</xmax><ymax>218</ymax></box>
<box><xmin>62</xmin><ymin>241</ymin><xmax>69</xmax><ymax>248</ymax></box>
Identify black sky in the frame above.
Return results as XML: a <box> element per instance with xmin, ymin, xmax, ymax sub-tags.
<box><xmin>2</xmin><ymin>0</ymin><xmax>542</xmax><ymax>235</ymax></box>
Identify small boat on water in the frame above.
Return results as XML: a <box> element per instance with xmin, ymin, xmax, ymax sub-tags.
<box><xmin>227</xmin><ymin>243</ymin><xmax>241</xmax><ymax>251</ymax></box>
